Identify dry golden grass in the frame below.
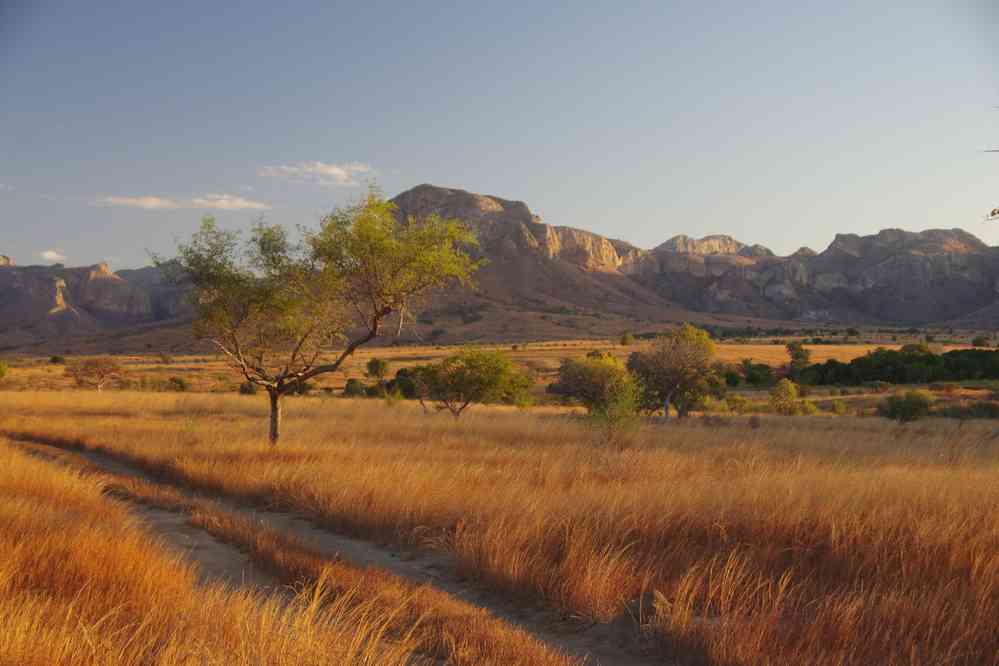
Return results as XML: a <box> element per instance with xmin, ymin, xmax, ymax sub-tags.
<box><xmin>0</xmin><ymin>436</ymin><xmax>418</xmax><ymax>666</ymax></box>
<box><xmin>3</xmin><ymin>391</ymin><xmax>999</xmax><ymax>664</ymax></box>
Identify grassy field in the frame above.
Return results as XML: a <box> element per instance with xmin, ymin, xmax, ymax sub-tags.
<box><xmin>3</xmin><ymin>391</ymin><xmax>998</xmax><ymax>665</ymax></box>
<box><xmin>0</xmin><ymin>434</ymin><xmax>420</xmax><ymax>666</ymax></box>
<box><xmin>0</xmin><ymin>341</ymin><xmax>976</xmax><ymax>395</ymax></box>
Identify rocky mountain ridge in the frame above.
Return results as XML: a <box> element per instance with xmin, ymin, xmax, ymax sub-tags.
<box><xmin>2</xmin><ymin>183</ymin><xmax>997</xmax><ymax>351</ymax></box>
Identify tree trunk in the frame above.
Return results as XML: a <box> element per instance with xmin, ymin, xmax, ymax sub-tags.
<box><xmin>268</xmin><ymin>390</ymin><xmax>282</xmax><ymax>445</ymax></box>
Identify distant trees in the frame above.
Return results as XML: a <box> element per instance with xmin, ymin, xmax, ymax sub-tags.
<box><xmin>366</xmin><ymin>358</ymin><xmax>389</xmax><ymax>383</ymax></box>
<box><xmin>66</xmin><ymin>357</ymin><xmax>124</xmax><ymax>391</ymax></box>
<box><xmin>627</xmin><ymin>323</ymin><xmax>722</xmax><ymax>418</ymax></box>
<box><xmin>785</xmin><ymin>341</ymin><xmax>811</xmax><ymax>380</ymax></box>
<box><xmin>972</xmin><ymin>335</ymin><xmax>991</xmax><ymax>348</ymax></box>
<box><xmin>802</xmin><ymin>347</ymin><xmax>999</xmax><ymax>386</ymax></box>
<box><xmin>165</xmin><ymin>189</ymin><xmax>480</xmax><ymax>443</ymax></box>
<box><xmin>416</xmin><ymin>349</ymin><xmax>533</xmax><ymax>418</ymax></box>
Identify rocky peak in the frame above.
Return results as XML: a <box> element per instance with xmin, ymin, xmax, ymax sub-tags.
<box><xmin>791</xmin><ymin>246</ymin><xmax>817</xmax><ymax>258</ymax></box>
<box><xmin>391</xmin><ymin>184</ymin><xmax>537</xmax><ymax>227</ymax></box>
<box><xmin>656</xmin><ymin>234</ymin><xmax>772</xmax><ymax>257</ymax></box>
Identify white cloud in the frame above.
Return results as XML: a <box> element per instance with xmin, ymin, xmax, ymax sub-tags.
<box><xmin>258</xmin><ymin>161</ymin><xmax>372</xmax><ymax>187</ymax></box>
<box><xmin>40</xmin><ymin>249</ymin><xmax>67</xmax><ymax>263</ymax></box>
<box><xmin>191</xmin><ymin>193</ymin><xmax>271</xmax><ymax>211</ymax></box>
<box><xmin>94</xmin><ymin>195</ymin><xmax>180</xmax><ymax>210</ymax></box>
<box><xmin>93</xmin><ymin>193</ymin><xmax>270</xmax><ymax>211</ymax></box>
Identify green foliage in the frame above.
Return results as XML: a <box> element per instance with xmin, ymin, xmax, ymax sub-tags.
<box><xmin>421</xmin><ymin>349</ymin><xmax>533</xmax><ymax>417</ymax></box>
<box><xmin>972</xmin><ymin>335</ymin><xmax>991</xmax><ymax>348</ymax></box>
<box><xmin>167</xmin><ymin>376</ymin><xmax>190</xmax><ymax>392</ymax></box>
<box><xmin>770</xmin><ymin>379</ymin><xmax>801</xmax><ymax>415</ymax></box>
<box><xmin>803</xmin><ymin>346</ymin><xmax>999</xmax><ymax>386</ymax></box>
<box><xmin>740</xmin><ymin>358</ymin><xmax>776</xmax><ymax>387</ymax></box>
<box><xmin>48</xmin><ymin>355</ymin><xmax>66</xmax><ymax>365</ymax></box>
<box><xmin>586</xmin><ymin>379</ymin><xmax>641</xmax><ymax>449</ymax></box>
<box><xmin>627</xmin><ymin>324</ymin><xmax>721</xmax><ymax>417</ymax></box>
<box><xmin>343</xmin><ymin>378</ymin><xmax>367</xmax><ymax>397</ymax></box>
<box><xmin>365</xmin><ymin>358</ymin><xmax>389</xmax><ymax>382</ymax></box>
<box><xmin>619</xmin><ymin>331</ymin><xmax>635</xmax><ymax>346</ymax></box>
<box><xmin>238</xmin><ymin>381</ymin><xmax>259</xmax><ymax>395</ymax></box>
<box><xmin>786</xmin><ymin>341</ymin><xmax>811</xmax><ymax>380</ymax></box>
<box><xmin>167</xmin><ymin>189</ymin><xmax>481</xmax><ymax>443</ymax></box>
<box><xmin>878</xmin><ymin>390</ymin><xmax>934</xmax><ymax>423</ymax></box>
<box><xmin>0</xmin><ymin>360</ymin><xmax>7</xmax><ymax>382</ymax></box>
<box><xmin>726</xmin><ymin>394</ymin><xmax>750</xmax><ymax>413</ymax></box>
<box><xmin>549</xmin><ymin>354</ymin><xmax>635</xmax><ymax>414</ymax></box>
<box><xmin>831</xmin><ymin>399</ymin><xmax>849</xmax><ymax>416</ymax></box>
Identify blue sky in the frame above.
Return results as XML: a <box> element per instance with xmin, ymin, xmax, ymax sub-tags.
<box><xmin>1</xmin><ymin>1</ymin><xmax>997</xmax><ymax>268</ymax></box>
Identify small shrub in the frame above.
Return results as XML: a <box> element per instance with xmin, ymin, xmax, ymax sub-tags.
<box><xmin>726</xmin><ymin>394</ymin><xmax>750</xmax><ymax>413</ymax></box>
<box><xmin>0</xmin><ymin>360</ymin><xmax>7</xmax><ymax>382</ymax></box>
<box><xmin>831</xmin><ymin>399</ymin><xmax>848</xmax><ymax>415</ymax></box>
<box><xmin>865</xmin><ymin>381</ymin><xmax>893</xmax><ymax>394</ymax></box>
<box><xmin>48</xmin><ymin>355</ymin><xmax>66</xmax><ymax>365</ymax></box>
<box><xmin>238</xmin><ymin>381</ymin><xmax>259</xmax><ymax>395</ymax></box>
<box><xmin>770</xmin><ymin>379</ymin><xmax>800</xmax><ymax>415</ymax></box>
<box><xmin>878</xmin><ymin>390</ymin><xmax>934</xmax><ymax>423</ymax></box>
<box><xmin>344</xmin><ymin>378</ymin><xmax>367</xmax><ymax>397</ymax></box>
<box><xmin>167</xmin><ymin>376</ymin><xmax>190</xmax><ymax>392</ymax></box>
<box><xmin>972</xmin><ymin>335</ymin><xmax>990</xmax><ymax>348</ymax></box>
<box><xmin>619</xmin><ymin>331</ymin><xmax>635</xmax><ymax>346</ymax></box>
<box><xmin>157</xmin><ymin>353</ymin><xmax>175</xmax><ymax>364</ymax></box>
<box><xmin>799</xmin><ymin>399</ymin><xmax>819</xmax><ymax>415</ymax></box>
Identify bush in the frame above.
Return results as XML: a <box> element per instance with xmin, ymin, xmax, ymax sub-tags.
<box><xmin>166</xmin><ymin>376</ymin><xmax>190</xmax><ymax>392</ymax></box>
<box><xmin>726</xmin><ymin>394</ymin><xmax>750</xmax><ymax>413</ymax></box>
<box><xmin>549</xmin><ymin>354</ymin><xmax>634</xmax><ymax>413</ymax></box>
<box><xmin>586</xmin><ymin>379</ymin><xmax>641</xmax><ymax>449</ymax></box>
<box><xmin>878</xmin><ymin>390</ymin><xmax>934</xmax><ymax>423</ymax></box>
<box><xmin>619</xmin><ymin>331</ymin><xmax>635</xmax><ymax>346</ymax></box>
<box><xmin>238</xmin><ymin>381</ymin><xmax>259</xmax><ymax>395</ymax></box>
<box><xmin>937</xmin><ymin>401</ymin><xmax>999</xmax><ymax>419</ymax></box>
<box><xmin>157</xmin><ymin>353</ymin><xmax>175</xmax><ymax>364</ymax></box>
<box><xmin>344</xmin><ymin>378</ymin><xmax>367</xmax><ymax>397</ymax></box>
<box><xmin>0</xmin><ymin>360</ymin><xmax>7</xmax><ymax>382</ymax></box>
<box><xmin>972</xmin><ymin>335</ymin><xmax>991</xmax><ymax>348</ymax></box>
<box><xmin>420</xmin><ymin>349</ymin><xmax>533</xmax><ymax>418</ymax></box>
<box><xmin>770</xmin><ymin>379</ymin><xmax>800</xmax><ymax>415</ymax></box>
<box><xmin>831</xmin><ymin>399</ymin><xmax>848</xmax><ymax>415</ymax></box>
<box><xmin>48</xmin><ymin>355</ymin><xmax>66</xmax><ymax>365</ymax></box>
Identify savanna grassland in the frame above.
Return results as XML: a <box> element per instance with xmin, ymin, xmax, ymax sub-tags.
<box><xmin>3</xmin><ymin>391</ymin><xmax>999</xmax><ymax>665</ymax></box>
<box><xmin>0</xmin><ymin>341</ymin><xmax>965</xmax><ymax>395</ymax></box>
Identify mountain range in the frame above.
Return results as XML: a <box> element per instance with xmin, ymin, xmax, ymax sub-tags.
<box><xmin>3</xmin><ymin>184</ymin><xmax>998</xmax><ymax>352</ymax></box>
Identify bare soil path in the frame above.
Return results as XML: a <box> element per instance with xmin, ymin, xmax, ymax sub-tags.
<box><xmin>20</xmin><ymin>437</ymin><xmax>666</xmax><ymax>666</ymax></box>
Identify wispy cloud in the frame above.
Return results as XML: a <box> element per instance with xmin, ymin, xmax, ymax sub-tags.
<box><xmin>40</xmin><ymin>249</ymin><xmax>67</xmax><ymax>263</ymax></box>
<box><xmin>191</xmin><ymin>193</ymin><xmax>271</xmax><ymax>211</ymax></box>
<box><xmin>93</xmin><ymin>193</ymin><xmax>270</xmax><ymax>211</ymax></box>
<box><xmin>94</xmin><ymin>195</ymin><xmax>180</xmax><ymax>210</ymax></box>
<box><xmin>258</xmin><ymin>161</ymin><xmax>372</xmax><ymax>187</ymax></box>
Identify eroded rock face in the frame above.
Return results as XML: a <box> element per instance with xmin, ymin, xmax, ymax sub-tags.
<box><xmin>392</xmin><ymin>186</ymin><xmax>999</xmax><ymax>324</ymax></box>
<box><xmin>0</xmin><ymin>262</ymin><xmax>185</xmax><ymax>343</ymax></box>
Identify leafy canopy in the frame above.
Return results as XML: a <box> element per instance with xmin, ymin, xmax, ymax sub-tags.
<box><xmin>627</xmin><ymin>323</ymin><xmax>721</xmax><ymax>417</ymax></box>
<box><xmin>417</xmin><ymin>349</ymin><xmax>533</xmax><ymax>418</ymax></box>
<box><xmin>168</xmin><ymin>189</ymin><xmax>481</xmax><ymax>395</ymax></box>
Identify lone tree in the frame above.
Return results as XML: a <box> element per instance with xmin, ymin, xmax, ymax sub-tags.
<box><xmin>786</xmin><ymin>341</ymin><xmax>811</xmax><ymax>380</ymax></box>
<box><xmin>627</xmin><ymin>323</ymin><xmax>721</xmax><ymax>418</ymax></box>
<box><xmin>168</xmin><ymin>190</ymin><xmax>480</xmax><ymax>443</ymax></box>
<box><xmin>418</xmin><ymin>349</ymin><xmax>532</xmax><ymax>418</ymax></box>
<box><xmin>770</xmin><ymin>378</ymin><xmax>801</xmax><ymax>415</ymax></box>
<box><xmin>365</xmin><ymin>357</ymin><xmax>389</xmax><ymax>391</ymax></box>
<box><xmin>66</xmin><ymin>357</ymin><xmax>124</xmax><ymax>392</ymax></box>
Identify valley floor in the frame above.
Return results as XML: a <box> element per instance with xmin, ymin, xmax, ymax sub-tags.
<box><xmin>3</xmin><ymin>392</ymin><xmax>999</xmax><ymax>665</ymax></box>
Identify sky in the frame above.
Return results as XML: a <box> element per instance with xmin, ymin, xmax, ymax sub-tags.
<box><xmin>1</xmin><ymin>1</ymin><xmax>998</xmax><ymax>268</ymax></box>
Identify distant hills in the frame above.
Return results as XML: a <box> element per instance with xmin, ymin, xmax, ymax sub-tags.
<box><xmin>3</xmin><ymin>183</ymin><xmax>998</xmax><ymax>352</ymax></box>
